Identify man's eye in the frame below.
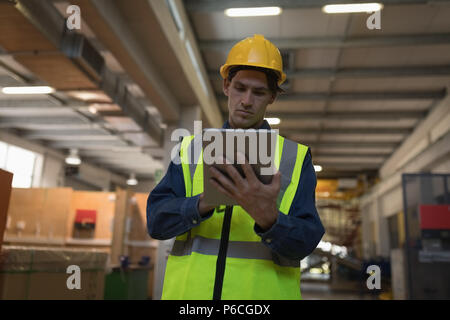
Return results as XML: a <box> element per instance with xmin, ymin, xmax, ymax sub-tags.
<box><xmin>235</xmin><ymin>87</ymin><xmax>245</xmax><ymax>92</ymax></box>
<box><xmin>254</xmin><ymin>91</ymin><xmax>265</xmax><ymax>96</ymax></box>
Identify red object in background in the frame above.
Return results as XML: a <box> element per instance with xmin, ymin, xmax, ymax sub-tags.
<box><xmin>75</xmin><ymin>209</ymin><xmax>97</xmax><ymax>225</ymax></box>
<box><xmin>419</xmin><ymin>205</ymin><xmax>450</xmax><ymax>230</ymax></box>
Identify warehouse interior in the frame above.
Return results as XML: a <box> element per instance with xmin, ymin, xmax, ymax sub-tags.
<box><xmin>0</xmin><ymin>0</ymin><xmax>450</xmax><ymax>300</ymax></box>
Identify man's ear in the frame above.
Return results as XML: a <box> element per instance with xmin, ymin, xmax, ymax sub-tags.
<box><xmin>223</xmin><ymin>78</ymin><xmax>230</xmax><ymax>96</ymax></box>
<box><xmin>268</xmin><ymin>92</ymin><xmax>277</xmax><ymax>105</ymax></box>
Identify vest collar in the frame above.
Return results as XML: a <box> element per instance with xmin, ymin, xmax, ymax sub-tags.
<box><xmin>222</xmin><ymin>119</ymin><xmax>272</xmax><ymax>130</ymax></box>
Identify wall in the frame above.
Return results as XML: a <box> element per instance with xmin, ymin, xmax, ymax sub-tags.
<box><xmin>0</xmin><ymin>130</ymin><xmax>127</xmax><ymax>190</ymax></box>
<box><xmin>360</xmin><ymin>92</ymin><xmax>450</xmax><ymax>259</ymax></box>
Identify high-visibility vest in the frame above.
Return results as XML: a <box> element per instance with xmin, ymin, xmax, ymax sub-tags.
<box><xmin>161</xmin><ymin>134</ymin><xmax>309</xmax><ymax>300</ymax></box>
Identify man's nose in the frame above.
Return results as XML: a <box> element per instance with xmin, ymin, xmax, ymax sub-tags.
<box><xmin>241</xmin><ymin>90</ymin><xmax>253</xmax><ymax>107</ymax></box>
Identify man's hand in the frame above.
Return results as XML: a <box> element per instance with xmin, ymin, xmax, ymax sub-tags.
<box><xmin>197</xmin><ymin>193</ymin><xmax>216</xmax><ymax>217</ymax></box>
<box><xmin>209</xmin><ymin>153</ymin><xmax>281</xmax><ymax>231</ymax></box>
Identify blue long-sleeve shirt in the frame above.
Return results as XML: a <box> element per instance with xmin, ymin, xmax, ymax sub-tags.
<box><xmin>147</xmin><ymin>120</ymin><xmax>325</xmax><ymax>260</ymax></box>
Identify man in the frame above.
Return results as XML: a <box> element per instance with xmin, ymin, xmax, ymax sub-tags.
<box><xmin>147</xmin><ymin>34</ymin><xmax>325</xmax><ymax>300</ymax></box>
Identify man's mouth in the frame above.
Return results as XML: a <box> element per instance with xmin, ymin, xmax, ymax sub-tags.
<box><xmin>236</xmin><ymin>110</ymin><xmax>253</xmax><ymax>116</ymax></box>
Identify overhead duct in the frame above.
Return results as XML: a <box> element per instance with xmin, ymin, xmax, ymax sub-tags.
<box><xmin>2</xmin><ymin>0</ymin><xmax>163</xmax><ymax>146</ymax></box>
<box><xmin>61</xmin><ymin>31</ymin><xmax>105</xmax><ymax>83</ymax></box>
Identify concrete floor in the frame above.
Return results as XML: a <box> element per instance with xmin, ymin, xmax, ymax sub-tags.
<box><xmin>301</xmin><ymin>282</ymin><xmax>379</xmax><ymax>300</ymax></box>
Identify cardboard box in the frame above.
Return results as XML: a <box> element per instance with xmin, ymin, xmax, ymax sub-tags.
<box><xmin>0</xmin><ymin>245</ymin><xmax>108</xmax><ymax>300</ymax></box>
<box><xmin>0</xmin><ymin>169</ymin><xmax>13</xmax><ymax>251</ymax></box>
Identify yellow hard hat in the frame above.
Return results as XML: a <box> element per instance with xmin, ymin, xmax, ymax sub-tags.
<box><xmin>220</xmin><ymin>34</ymin><xmax>286</xmax><ymax>86</ymax></box>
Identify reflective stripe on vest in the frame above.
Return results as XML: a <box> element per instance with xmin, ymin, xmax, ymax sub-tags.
<box><xmin>171</xmin><ymin>235</ymin><xmax>300</xmax><ymax>268</ymax></box>
<box><xmin>162</xmin><ymin>134</ymin><xmax>309</xmax><ymax>300</ymax></box>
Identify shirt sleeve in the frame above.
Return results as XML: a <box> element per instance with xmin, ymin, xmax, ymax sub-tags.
<box><xmin>253</xmin><ymin>149</ymin><xmax>325</xmax><ymax>260</ymax></box>
<box><xmin>146</xmin><ymin>160</ymin><xmax>214</xmax><ymax>240</ymax></box>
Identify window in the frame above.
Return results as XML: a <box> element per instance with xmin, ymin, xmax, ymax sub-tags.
<box><xmin>0</xmin><ymin>141</ymin><xmax>37</xmax><ymax>188</ymax></box>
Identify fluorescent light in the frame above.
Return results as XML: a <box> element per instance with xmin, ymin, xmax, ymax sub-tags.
<box><xmin>322</xmin><ymin>3</ymin><xmax>383</xmax><ymax>14</ymax></box>
<box><xmin>65</xmin><ymin>149</ymin><xmax>81</xmax><ymax>166</ymax></box>
<box><xmin>225</xmin><ymin>7</ymin><xmax>282</xmax><ymax>17</ymax></box>
<box><xmin>127</xmin><ymin>173</ymin><xmax>138</xmax><ymax>186</ymax></box>
<box><xmin>314</xmin><ymin>165</ymin><xmax>322</xmax><ymax>172</ymax></box>
<box><xmin>88</xmin><ymin>106</ymin><xmax>98</xmax><ymax>114</ymax></box>
<box><xmin>2</xmin><ymin>86</ymin><xmax>54</xmax><ymax>94</ymax></box>
<box><xmin>265</xmin><ymin>117</ymin><xmax>281</xmax><ymax>125</ymax></box>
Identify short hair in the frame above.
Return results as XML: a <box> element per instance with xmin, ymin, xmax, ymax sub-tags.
<box><xmin>226</xmin><ymin>65</ymin><xmax>284</xmax><ymax>95</ymax></box>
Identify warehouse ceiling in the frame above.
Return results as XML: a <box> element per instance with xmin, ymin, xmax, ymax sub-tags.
<box><xmin>0</xmin><ymin>0</ymin><xmax>450</xmax><ymax>182</ymax></box>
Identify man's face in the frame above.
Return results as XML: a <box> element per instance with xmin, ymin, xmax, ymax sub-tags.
<box><xmin>223</xmin><ymin>69</ymin><xmax>276</xmax><ymax>129</ymax></box>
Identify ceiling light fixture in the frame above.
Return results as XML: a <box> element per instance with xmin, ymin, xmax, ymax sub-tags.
<box><xmin>314</xmin><ymin>165</ymin><xmax>322</xmax><ymax>172</ymax></box>
<box><xmin>225</xmin><ymin>7</ymin><xmax>282</xmax><ymax>17</ymax></box>
<box><xmin>65</xmin><ymin>148</ymin><xmax>81</xmax><ymax>166</ymax></box>
<box><xmin>265</xmin><ymin>117</ymin><xmax>281</xmax><ymax>125</ymax></box>
<box><xmin>127</xmin><ymin>173</ymin><xmax>138</xmax><ymax>186</ymax></box>
<box><xmin>1</xmin><ymin>86</ymin><xmax>54</xmax><ymax>95</ymax></box>
<box><xmin>88</xmin><ymin>106</ymin><xmax>98</xmax><ymax>114</ymax></box>
<box><xmin>322</xmin><ymin>3</ymin><xmax>383</xmax><ymax>14</ymax></box>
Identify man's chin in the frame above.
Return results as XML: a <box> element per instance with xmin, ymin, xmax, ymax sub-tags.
<box><xmin>230</xmin><ymin>118</ymin><xmax>254</xmax><ymax>129</ymax></box>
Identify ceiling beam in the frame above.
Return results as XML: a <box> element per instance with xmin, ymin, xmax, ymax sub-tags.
<box><xmin>18</xmin><ymin>128</ymin><xmax>109</xmax><ymax>136</ymax></box>
<box><xmin>23</xmin><ymin>134</ymin><xmax>119</xmax><ymax>141</ymax></box>
<box><xmin>185</xmin><ymin>0</ymin><xmax>449</xmax><ymax>11</ymax></box>
<box><xmin>209</xmin><ymin>66</ymin><xmax>450</xmax><ymax>80</ymax></box>
<box><xmin>312</xmin><ymin>162</ymin><xmax>382</xmax><ymax>169</ymax></box>
<box><xmin>73</xmin><ymin>0</ymin><xmax>180</xmax><ymax>123</ymax></box>
<box><xmin>200</xmin><ymin>34</ymin><xmax>450</xmax><ymax>51</ymax></box>
<box><xmin>148</xmin><ymin>0</ymin><xmax>223</xmax><ymax>128</ymax></box>
<box><xmin>304</xmin><ymin>142</ymin><xmax>401</xmax><ymax>148</ymax></box>
<box><xmin>0</xmin><ymin>116</ymin><xmax>89</xmax><ymax>127</ymax></box>
<box><xmin>266</xmin><ymin>111</ymin><xmax>425</xmax><ymax>120</ymax></box>
<box><xmin>280</xmin><ymin>128</ymin><xmax>412</xmax><ymax>135</ymax></box>
<box><xmin>14</xmin><ymin>0</ymin><xmax>164</xmax><ymax>146</ymax></box>
<box><xmin>313</xmin><ymin>153</ymin><xmax>389</xmax><ymax>159</ymax></box>
<box><xmin>317</xmin><ymin>169</ymin><xmax>378</xmax><ymax>179</ymax></box>
<box><xmin>0</xmin><ymin>99</ymin><xmax>83</xmax><ymax>108</ymax></box>
<box><xmin>275</xmin><ymin>90</ymin><xmax>445</xmax><ymax>101</ymax></box>
<box><xmin>47</xmin><ymin>140</ymin><xmax>129</xmax><ymax>149</ymax></box>
<box><xmin>218</xmin><ymin>90</ymin><xmax>445</xmax><ymax>103</ymax></box>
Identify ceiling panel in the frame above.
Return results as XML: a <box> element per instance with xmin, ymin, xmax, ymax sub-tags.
<box><xmin>280</xmin><ymin>9</ymin><xmax>349</xmax><ymax>38</ymax></box>
<box><xmin>347</xmin><ymin>4</ymin><xmax>450</xmax><ymax>37</ymax></box>
<box><xmin>122</xmin><ymin>132</ymin><xmax>158</xmax><ymax>147</ymax></box>
<box><xmin>0</xmin><ymin>2</ymin><xmax>56</xmax><ymax>52</ymax></box>
<box><xmin>202</xmin><ymin>50</ymin><xmax>228</xmax><ymax>71</ymax></box>
<box><xmin>190</xmin><ymin>11</ymin><xmax>236</xmax><ymax>40</ymax></box>
<box><xmin>339</xmin><ymin>44</ymin><xmax>450</xmax><ymax>68</ymax></box>
<box><xmin>0</xmin><ymin>107</ymin><xmax>77</xmax><ymax>117</ymax></box>
<box><xmin>323</xmin><ymin>118</ymin><xmax>419</xmax><ymax>128</ymax></box>
<box><xmin>318</xmin><ymin>133</ymin><xmax>405</xmax><ymax>143</ymax></box>
<box><xmin>315</xmin><ymin>146</ymin><xmax>394</xmax><ymax>154</ymax></box>
<box><xmin>14</xmin><ymin>54</ymin><xmax>98</xmax><ymax>90</ymax></box>
<box><xmin>104</xmin><ymin>116</ymin><xmax>142</xmax><ymax>131</ymax></box>
<box><xmin>327</xmin><ymin>100</ymin><xmax>433</xmax><ymax>112</ymax></box>
<box><xmin>292</xmin><ymin>78</ymin><xmax>331</xmax><ymax>93</ymax></box>
<box><xmin>269</xmin><ymin>100</ymin><xmax>326</xmax><ymax>113</ymax></box>
<box><xmin>275</xmin><ymin>119</ymin><xmax>322</xmax><ymax>129</ymax></box>
<box><xmin>295</xmin><ymin>48</ymin><xmax>341</xmax><ymax>69</ymax></box>
<box><xmin>331</xmin><ymin>76</ymin><xmax>450</xmax><ymax>92</ymax></box>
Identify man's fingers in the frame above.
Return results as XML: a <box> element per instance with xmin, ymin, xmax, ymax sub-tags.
<box><xmin>209</xmin><ymin>178</ymin><xmax>234</xmax><ymax>199</ymax></box>
<box><xmin>222</xmin><ymin>156</ymin><xmax>246</xmax><ymax>186</ymax></box>
<box><xmin>271</xmin><ymin>170</ymin><xmax>282</xmax><ymax>189</ymax></box>
<box><xmin>265</xmin><ymin>170</ymin><xmax>282</xmax><ymax>195</ymax></box>
<box><xmin>209</xmin><ymin>166</ymin><xmax>237</xmax><ymax>195</ymax></box>
<box><xmin>236</xmin><ymin>152</ymin><xmax>258</xmax><ymax>184</ymax></box>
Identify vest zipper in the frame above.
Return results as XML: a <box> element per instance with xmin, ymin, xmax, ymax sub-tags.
<box><xmin>212</xmin><ymin>205</ymin><xmax>233</xmax><ymax>300</ymax></box>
